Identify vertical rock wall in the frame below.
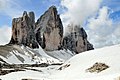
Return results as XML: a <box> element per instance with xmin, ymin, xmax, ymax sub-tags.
<box><xmin>9</xmin><ymin>11</ymin><xmax>38</xmax><ymax>48</ymax></box>
<box><xmin>63</xmin><ymin>24</ymin><xmax>94</xmax><ymax>53</ymax></box>
<box><xmin>35</xmin><ymin>6</ymin><xmax>63</xmax><ymax>51</ymax></box>
<box><xmin>9</xmin><ymin>6</ymin><xmax>93</xmax><ymax>53</ymax></box>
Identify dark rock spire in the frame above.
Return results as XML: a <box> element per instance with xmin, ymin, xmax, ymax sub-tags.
<box><xmin>9</xmin><ymin>11</ymin><xmax>39</xmax><ymax>48</ymax></box>
<box><xmin>63</xmin><ymin>24</ymin><xmax>94</xmax><ymax>53</ymax></box>
<box><xmin>35</xmin><ymin>6</ymin><xmax>63</xmax><ymax>51</ymax></box>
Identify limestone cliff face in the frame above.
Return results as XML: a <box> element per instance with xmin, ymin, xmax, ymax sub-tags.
<box><xmin>9</xmin><ymin>6</ymin><xmax>93</xmax><ymax>53</ymax></box>
<box><xmin>35</xmin><ymin>6</ymin><xmax>63</xmax><ymax>51</ymax></box>
<box><xmin>9</xmin><ymin>11</ymin><xmax>39</xmax><ymax>48</ymax></box>
<box><xmin>63</xmin><ymin>24</ymin><xmax>94</xmax><ymax>53</ymax></box>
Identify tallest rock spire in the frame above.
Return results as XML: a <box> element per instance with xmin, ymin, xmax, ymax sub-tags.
<box><xmin>9</xmin><ymin>11</ymin><xmax>39</xmax><ymax>48</ymax></box>
<box><xmin>35</xmin><ymin>6</ymin><xmax>63</xmax><ymax>51</ymax></box>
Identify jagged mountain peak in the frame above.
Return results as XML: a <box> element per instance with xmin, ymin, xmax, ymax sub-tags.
<box><xmin>36</xmin><ymin>5</ymin><xmax>59</xmax><ymax>27</ymax></box>
<box><xmin>63</xmin><ymin>24</ymin><xmax>93</xmax><ymax>53</ymax></box>
<box><xmin>35</xmin><ymin>5</ymin><xmax>63</xmax><ymax>51</ymax></box>
<box><xmin>8</xmin><ymin>5</ymin><xmax>93</xmax><ymax>53</ymax></box>
<box><xmin>9</xmin><ymin>11</ymin><xmax>38</xmax><ymax>48</ymax></box>
<box><xmin>23</xmin><ymin>11</ymin><xmax>28</xmax><ymax>16</ymax></box>
<box><xmin>48</xmin><ymin>5</ymin><xmax>57</xmax><ymax>11</ymax></box>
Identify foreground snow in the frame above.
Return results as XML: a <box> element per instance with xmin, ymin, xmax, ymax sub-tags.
<box><xmin>51</xmin><ymin>44</ymin><xmax>120</xmax><ymax>80</ymax></box>
<box><xmin>0</xmin><ymin>44</ymin><xmax>120</xmax><ymax>80</ymax></box>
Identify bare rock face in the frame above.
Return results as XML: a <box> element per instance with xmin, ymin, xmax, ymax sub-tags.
<box><xmin>8</xmin><ymin>5</ymin><xmax>93</xmax><ymax>53</ymax></box>
<box><xmin>63</xmin><ymin>24</ymin><xmax>94</xmax><ymax>53</ymax></box>
<box><xmin>9</xmin><ymin>11</ymin><xmax>39</xmax><ymax>48</ymax></box>
<box><xmin>35</xmin><ymin>6</ymin><xmax>63</xmax><ymax>51</ymax></box>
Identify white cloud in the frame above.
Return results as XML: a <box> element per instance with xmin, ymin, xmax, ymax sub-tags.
<box><xmin>60</xmin><ymin>0</ymin><xmax>120</xmax><ymax>48</ymax></box>
<box><xmin>60</xmin><ymin>0</ymin><xmax>102</xmax><ymax>26</ymax></box>
<box><xmin>86</xmin><ymin>7</ymin><xmax>120</xmax><ymax>48</ymax></box>
<box><xmin>0</xmin><ymin>25</ymin><xmax>11</xmax><ymax>45</ymax></box>
<box><xmin>0</xmin><ymin>0</ymin><xmax>22</xmax><ymax>18</ymax></box>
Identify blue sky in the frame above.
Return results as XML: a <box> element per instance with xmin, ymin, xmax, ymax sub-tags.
<box><xmin>0</xmin><ymin>0</ymin><xmax>120</xmax><ymax>48</ymax></box>
<box><xmin>0</xmin><ymin>0</ymin><xmax>61</xmax><ymax>27</ymax></box>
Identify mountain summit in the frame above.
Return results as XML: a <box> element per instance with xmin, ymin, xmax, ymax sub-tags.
<box><xmin>63</xmin><ymin>24</ymin><xmax>93</xmax><ymax>53</ymax></box>
<box><xmin>9</xmin><ymin>11</ymin><xmax>39</xmax><ymax>48</ymax></box>
<box><xmin>9</xmin><ymin>6</ymin><xmax>93</xmax><ymax>53</ymax></box>
<box><xmin>35</xmin><ymin>6</ymin><xmax>63</xmax><ymax>51</ymax></box>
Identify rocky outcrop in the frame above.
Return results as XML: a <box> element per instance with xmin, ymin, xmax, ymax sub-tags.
<box><xmin>35</xmin><ymin>6</ymin><xmax>63</xmax><ymax>51</ymax></box>
<box><xmin>63</xmin><ymin>24</ymin><xmax>94</xmax><ymax>53</ymax></box>
<box><xmin>9</xmin><ymin>11</ymin><xmax>39</xmax><ymax>48</ymax></box>
<box><xmin>86</xmin><ymin>62</ymin><xmax>109</xmax><ymax>73</ymax></box>
<box><xmin>9</xmin><ymin>5</ymin><xmax>93</xmax><ymax>53</ymax></box>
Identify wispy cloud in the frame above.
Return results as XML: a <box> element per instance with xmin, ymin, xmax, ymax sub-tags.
<box><xmin>86</xmin><ymin>7</ymin><xmax>120</xmax><ymax>48</ymax></box>
<box><xmin>60</xmin><ymin>0</ymin><xmax>120</xmax><ymax>48</ymax></box>
<box><xmin>102</xmin><ymin>0</ymin><xmax>120</xmax><ymax>11</ymax></box>
<box><xmin>60</xmin><ymin>0</ymin><xmax>102</xmax><ymax>26</ymax></box>
<box><xmin>0</xmin><ymin>0</ymin><xmax>22</xmax><ymax>45</ymax></box>
<box><xmin>0</xmin><ymin>0</ymin><xmax>22</xmax><ymax>18</ymax></box>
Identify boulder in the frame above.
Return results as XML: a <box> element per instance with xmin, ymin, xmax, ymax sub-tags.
<box><xmin>86</xmin><ymin>62</ymin><xmax>109</xmax><ymax>73</ymax></box>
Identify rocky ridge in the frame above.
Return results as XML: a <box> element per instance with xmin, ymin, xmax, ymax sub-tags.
<box><xmin>9</xmin><ymin>6</ymin><xmax>93</xmax><ymax>53</ymax></box>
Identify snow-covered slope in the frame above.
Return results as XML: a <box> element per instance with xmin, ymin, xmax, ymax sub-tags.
<box><xmin>1</xmin><ymin>44</ymin><xmax>120</xmax><ymax>80</ymax></box>
<box><xmin>46</xmin><ymin>49</ymin><xmax>75</xmax><ymax>61</ymax></box>
<box><xmin>51</xmin><ymin>44</ymin><xmax>120</xmax><ymax>80</ymax></box>
<box><xmin>0</xmin><ymin>45</ymin><xmax>34</xmax><ymax>64</ymax></box>
<box><xmin>0</xmin><ymin>45</ymin><xmax>73</xmax><ymax>64</ymax></box>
